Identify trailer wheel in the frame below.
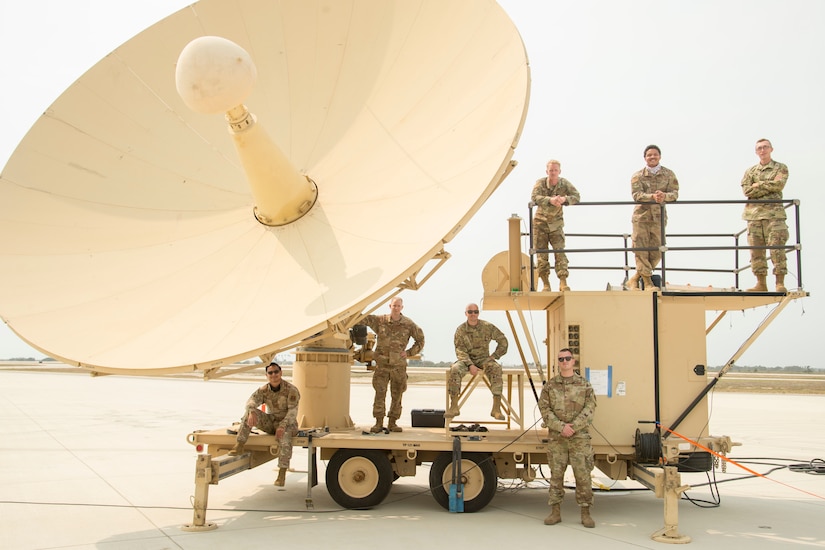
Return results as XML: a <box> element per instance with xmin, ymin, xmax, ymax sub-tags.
<box><xmin>429</xmin><ymin>452</ymin><xmax>496</xmax><ymax>513</ymax></box>
<box><xmin>326</xmin><ymin>449</ymin><xmax>393</xmax><ymax>509</ymax></box>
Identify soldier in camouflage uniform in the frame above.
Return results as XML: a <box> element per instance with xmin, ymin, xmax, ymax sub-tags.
<box><xmin>628</xmin><ymin>145</ymin><xmax>679</xmax><ymax>291</ymax></box>
<box><xmin>229</xmin><ymin>362</ymin><xmax>300</xmax><ymax>487</ymax></box>
<box><xmin>741</xmin><ymin>138</ymin><xmax>789</xmax><ymax>293</ymax></box>
<box><xmin>538</xmin><ymin>348</ymin><xmax>597</xmax><ymax>528</ymax></box>
<box><xmin>446</xmin><ymin>304</ymin><xmax>508</xmax><ymax>420</ymax></box>
<box><xmin>361</xmin><ymin>297</ymin><xmax>425</xmax><ymax>433</ymax></box>
<box><xmin>531</xmin><ymin>160</ymin><xmax>581</xmax><ymax>292</ymax></box>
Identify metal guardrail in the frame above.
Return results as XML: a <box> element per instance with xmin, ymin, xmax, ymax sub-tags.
<box><xmin>526</xmin><ymin>199</ymin><xmax>802</xmax><ymax>292</ymax></box>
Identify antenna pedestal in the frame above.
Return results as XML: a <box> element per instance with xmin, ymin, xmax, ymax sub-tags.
<box><xmin>293</xmin><ymin>343</ymin><xmax>355</xmax><ymax>431</ymax></box>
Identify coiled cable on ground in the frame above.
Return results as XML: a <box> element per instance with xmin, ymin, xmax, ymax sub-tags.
<box><xmin>788</xmin><ymin>458</ymin><xmax>825</xmax><ymax>475</ymax></box>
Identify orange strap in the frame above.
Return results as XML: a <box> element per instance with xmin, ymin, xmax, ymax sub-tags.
<box><xmin>658</xmin><ymin>423</ymin><xmax>824</xmax><ymax>501</ymax></box>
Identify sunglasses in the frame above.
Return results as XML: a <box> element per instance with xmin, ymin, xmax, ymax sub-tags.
<box><xmin>266</xmin><ymin>370</ymin><xmax>281</xmax><ymax>375</ymax></box>
<box><xmin>466</xmin><ymin>310</ymin><xmax>480</xmax><ymax>314</ymax></box>
<box><xmin>558</xmin><ymin>356</ymin><xmax>574</xmax><ymax>362</ymax></box>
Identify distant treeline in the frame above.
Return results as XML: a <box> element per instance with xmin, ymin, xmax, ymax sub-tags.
<box><xmin>4</xmin><ymin>357</ymin><xmax>820</xmax><ymax>373</ymax></box>
<box><xmin>707</xmin><ymin>365</ymin><xmax>822</xmax><ymax>373</ymax></box>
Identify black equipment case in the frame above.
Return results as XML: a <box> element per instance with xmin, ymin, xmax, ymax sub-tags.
<box><xmin>411</xmin><ymin>408</ymin><xmax>446</xmax><ymax>428</ymax></box>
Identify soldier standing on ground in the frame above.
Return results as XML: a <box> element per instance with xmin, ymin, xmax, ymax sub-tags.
<box><xmin>229</xmin><ymin>362</ymin><xmax>300</xmax><ymax>487</ymax></box>
<box><xmin>531</xmin><ymin>159</ymin><xmax>581</xmax><ymax>291</ymax></box>
<box><xmin>741</xmin><ymin>138</ymin><xmax>789</xmax><ymax>293</ymax></box>
<box><xmin>538</xmin><ymin>348</ymin><xmax>597</xmax><ymax>528</ymax></box>
<box><xmin>628</xmin><ymin>145</ymin><xmax>679</xmax><ymax>291</ymax></box>
<box><xmin>361</xmin><ymin>296</ymin><xmax>425</xmax><ymax>433</ymax></box>
<box><xmin>446</xmin><ymin>303</ymin><xmax>508</xmax><ymax>420</ymax></box>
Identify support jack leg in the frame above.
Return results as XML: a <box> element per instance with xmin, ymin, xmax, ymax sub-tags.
<box><xmin>181</xmin><ymin>454</ymin><xmax>218</xmax><ymax>532</ymax></box>
<box><xmin>651</xmin><ymin>466</ymin><xmax>691</xmax><ymax>544</ymax></box>
<box><xmin>306</xmin><ymin>434</ymin><xmax>317</xmax><ymax>510</ymax></box>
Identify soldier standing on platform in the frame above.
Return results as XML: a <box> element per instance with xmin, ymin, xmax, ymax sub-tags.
<box><xmin>628</xmin><ymin>145</ymin><xmax>679</xmax><ymax>291</ymax></box>
<box><xmin>741</xmin><ymin>138</ymin><xmax>789</xmax><ymax>292</ymax></box>
<box><xmin>531</xmin><ymin>159</ymin><xmax>581</xmax><ymax>291</ymax></box>
<box><xmin>361</xmin><ymin>297</ymin><xmax>425</xmax><ymax>433</ymax></box>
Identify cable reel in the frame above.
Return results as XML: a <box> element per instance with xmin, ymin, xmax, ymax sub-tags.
<box><xmin>635</xmin><ymin>428</ymin><xmax>663</xmax><ymax>464</ymax></box>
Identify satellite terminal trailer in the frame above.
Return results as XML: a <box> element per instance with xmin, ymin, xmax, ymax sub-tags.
<box><xmin>186</xmin><ymin>214</ymin><xmax>805</xmax><ymax>543</ymax></box>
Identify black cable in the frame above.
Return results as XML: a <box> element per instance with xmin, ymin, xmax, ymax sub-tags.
<box><xmin>789</xmin><ymin>458</ymin><xmax>825</xmax><ymax>475</ymax></box>
<box><xmin>677</xmin><ymin>455</ymin><xmax>825</xmax><ymax>509</ymax></box>
<box><xmin>681</xmin><ymin>468</ymin><xmax>721</xmax><ymax>508</ymax></box>
<box><xmin>0</xmin><ymin>500</ymin><xmax>349</xmax><ymax>514</ymax></box>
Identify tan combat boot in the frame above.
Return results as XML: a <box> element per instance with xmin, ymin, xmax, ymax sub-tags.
<box><xmin>387</xmin><ymin>418</ymin><xmax>403</xmax><ymax>432</ymax></box>
<box><xmin>490</xmin><ymin>395</ymin><xmax>505</xmax><ymax>420</ymax></box>
<box><xmin>228</xmin><ymin>442</ymin><xmax>245</xmax><ymax>456</ymax></box>
<box><xmin>369</xmin><ymin>418</ymin><xmax>384</xmax><ymax>433</ymax></box>
<box><xmin>558</xmin><ymin>277</ymin><xmax>570</xmax><ymax>291</ymax></box>
<box><xmin>540</xmin><ymin>274</ymin><xmax>551</xmax><ymax>291</ymax></box>
<box><xmin>544</xmin><ymin>504</ymin><xmax>561</xmax><ymax>525</ymax></box>
<box><xmin>581</xmin><ymin>506</ymin><xmax>595</xmax><ymax>528</ymax></box>
<box><xmin>626</xmin><ymin>272</ymin><xmax>641</xmax><ymax>291</ymax></box>
<box><xmin>445</xmin><ymin>394</ymin><xmax>461</xmax><ymax>418</ymax></box>
<box><xmin>641</xmin><ymin>275</ymin><xmax>657</xmax><ymax>291</ymax></box>
<box><xmin>747</xmin><ymin>275</ymin><xmax>768</xmax><ymax>292</ymax></box>
<box><xmin>274</xmin><ymin>467</ymin><xmax>287</xmax><ymax>487</ymax></box>
<box><xmin>775</xmin><ymin>274</ymin><xmax>787</xmax><ymax>293</ymax></box>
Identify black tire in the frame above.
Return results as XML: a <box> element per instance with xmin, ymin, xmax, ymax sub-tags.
<box><xmin>429</xmin><ymin>452</ymin><xmax>497</xmax><ymax>513</ymax></box>
<box><xmin>326</xmin><ymin>449</ymin><xmax>394</xmax><ymax>509</ymax></box>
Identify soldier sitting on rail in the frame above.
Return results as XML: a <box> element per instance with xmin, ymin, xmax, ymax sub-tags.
<box><xmin>446</xmin><ymin>303</ymin><xmax>508</xmax><ymax>420</ymax></box>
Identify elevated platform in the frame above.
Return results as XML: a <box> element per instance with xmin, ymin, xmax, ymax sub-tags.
<box><xmin>481</xmin><ymin>288</ymin><xmax>808</xmax><ymax>313</ymax></box>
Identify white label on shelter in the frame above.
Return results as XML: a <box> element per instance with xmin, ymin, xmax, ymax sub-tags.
<box><xmin>616</xmin><ymin>381</ymin><xmax>626</xmax><ymax>396</ymax></box>
<box><xmin>585</xmin><ymin>365</ymin><xmax>612</xmax><ymax>397</ymax></box>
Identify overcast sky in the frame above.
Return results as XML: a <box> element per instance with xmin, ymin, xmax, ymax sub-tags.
<box><xmin>1</xmin><ymin>1</ymin><xmax>822</xmax><ymax>368</ymax></box>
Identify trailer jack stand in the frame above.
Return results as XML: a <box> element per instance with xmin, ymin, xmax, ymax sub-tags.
<box><xmin>181</xmin><ymin>454</ymin><xmax>219</xmax><ymax>532</ymax></box>
<box><xmin>651</xmin><ymin>466</ymin><xmax>691</xmax><ymax>544</ymax></box>
<box><xmin>305</xmin><ymin>434</ymin><xmax>317</xmax><ymax>510</ymax></box>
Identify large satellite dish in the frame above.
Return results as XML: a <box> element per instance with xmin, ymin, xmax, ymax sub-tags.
<box><xmin>0</xmin><ymin>0</ymin><xmax>529</xmax><ymax>374</ymax></box>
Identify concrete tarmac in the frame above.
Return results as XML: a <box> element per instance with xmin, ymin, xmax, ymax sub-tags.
<box><xmin>1</xmin><ymin>370</ymin><xmax>823</xmax><ymax>549</ymax></box>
